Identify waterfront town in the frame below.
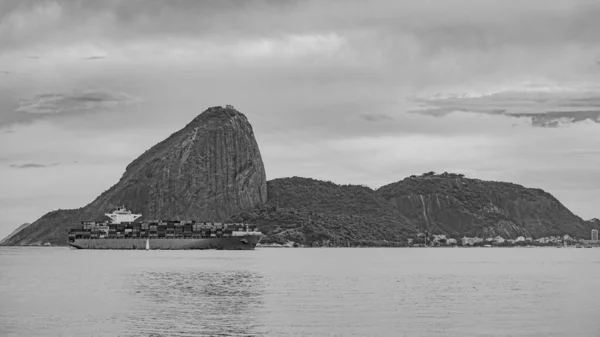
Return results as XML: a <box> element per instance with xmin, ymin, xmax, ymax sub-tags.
<box><xmin>258</xmin><ymin>229</ymin><xmax>600</xmax><ymax>248</ymax></box>
<box><xmin>408</xmin><ymin>228</ymin><xmax>600</xmax><ymax>248</ymax></box>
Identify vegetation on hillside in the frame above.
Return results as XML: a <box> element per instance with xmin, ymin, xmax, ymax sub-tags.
<box><xmin>228</xmin><ymin>172</ymin><xmax>594</xmax><ymax>246</ymax></box>
<box><xmin>376</xmin><ymin>172</ymin><xmax>589</xmax><ymax>239</ymax></box>
<box><xmin>226</xmin><ymin>177</ymin><xmax>419</xmax><ymax>246</ymax></box>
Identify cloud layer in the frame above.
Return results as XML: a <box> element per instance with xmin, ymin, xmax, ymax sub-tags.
<box><xmin>410</xmin><ymin>88</ymin><xmax>600</xmax><ymax>127</ymax></box>
<box><xmin>9</xmin><ymin>163</ymin><xmax>53</xmax><ymax>169</ymax></box>
<box><xmin>0</xmin><ymin>89</ymin><xmax>139</xmax><ymax>128</ymax></box>
<box><xmin>1</xmin><ymin>0</ymin><xmax>600</xmax><ymax>239</ymax></box>
<box><xmin>16</xmin><ymin>90</ymin><xmax>138</xmax><ymax>115</ymax></box>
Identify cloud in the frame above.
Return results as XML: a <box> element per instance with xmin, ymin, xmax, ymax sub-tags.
<box><xmin>0</xmin><ymin>71</ymin><xmax>10</xmax><ymax>75</ymax></box>
<box><xmin>561</xmin><ymin>149</ymin><xmax>600</xmax><ymax>157</ymax></box>
<box><xmin>1</xmin><ymin>0</ymin><xmax>600</xmax><ymax>225</ymax></box>
<box><xmin>0</xmin><ymin>89</ymin><xmax>140</xmax><ymax>128</ymax></box>
<box><xmin>512</xmin><ymin>110</ymin><xmax>600</xmax><ymax>127</ymax></box>
<box><xmin>409</xmin><ymin>88</ymin><xmax>600</xmax><ymax>127</ymax></box>
<box><xmin>360</xmin><ymin>113</ymin><xmax>394</xmax><ymax>122</ymax></box>
<box><xmin>2</xmin><ymin>0</ymin><xmax>600</xmax><ymax>59</ymax></box>
<box><xmin>10</xmin><ymin>163</ymin><xmax>50</xmax><ymax>169</ymax></box>
<box><xmin>83</xmin><ymin>56</ymin><xmax>106</xmax><ymax>60</ymax></box>
<box><xmin>15</xmin><ymin>89</ymin><xmax>138</xmax><ymax>115</ymax></box>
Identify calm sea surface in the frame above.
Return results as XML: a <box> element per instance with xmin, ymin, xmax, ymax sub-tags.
<box><xmin>1</xmin><ymin>247</ymin><xmax>599</xmax><ymax>337</ymax></box>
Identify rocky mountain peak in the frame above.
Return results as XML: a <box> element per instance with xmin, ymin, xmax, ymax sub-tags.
<box><xmin>2</xmin><ymin>105</ymin><xmax>267</xmax><ymax>246</ymax></box>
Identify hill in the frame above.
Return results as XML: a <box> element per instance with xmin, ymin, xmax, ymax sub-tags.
<box><xmin>2</xmin><ymin>106</ymin><xmax>267</xmax><ymax>246</ymax></box>
<box><xmin>227</xmin><ymin>177</ymin><xmax>419</xmax><ymax>246</ymax></box>
<box><xmin>0</xmin><ymin>222</ymin><xmax>32</xmax><ymax>245</ymax></box>
<box><xmin>376</xmin><ymin>171</ymin><xmax>591</xmax><ymax>239</ymax></box>
<box><xmin>225</xmin><ymin>173</ymin><xmax>593</xmax><ymax>246</ymax></box>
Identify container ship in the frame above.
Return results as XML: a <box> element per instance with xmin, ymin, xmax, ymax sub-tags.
<box><xmin>67</xmin><ymin>206</ymin><xmax>262</xmax><ymax>250</ymax></box>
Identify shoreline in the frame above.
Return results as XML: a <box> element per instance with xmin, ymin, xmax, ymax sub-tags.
<box><xmin>2</xmin><ymin>243</ymin><xmax>599</xmax><ymax>249</ymax></box>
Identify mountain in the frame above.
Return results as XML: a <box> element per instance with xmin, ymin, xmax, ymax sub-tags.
<box><xmin>3</xmin><ymin>106</ymin><xmax>595</xmax><ymax>246</ymax></box>
<box><xmin>0</xmin><ymin>222</ymin><xmax>32</xmax><ymax>245</ymax></box>
<box><xmin>226</xmin><ymin>173</ymin><xmax>592</xmax><ymax>246</ymax></box>
<box><xmin>376</xmin><ymin>171</ymin><xmax>591</xmax><ymax>239</ymax></box>
<box><xmin>227</xmin><ymin>177</ymin><xmax>420</xmax><ymax>246</ymax></box>
<box><xmin>1</xmin><ymin>106</ymin><xmax>267</xmax><ymax>246</ymax></box>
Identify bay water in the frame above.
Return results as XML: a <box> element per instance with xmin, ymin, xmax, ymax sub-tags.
<box><xmin>1</xmin><ymin>246</ymin><xmax>599</xmax><ymax>336</ymax></box>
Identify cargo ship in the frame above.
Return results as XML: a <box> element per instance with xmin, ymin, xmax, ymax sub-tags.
<box><xmin>67</xmin><ymin>206</ymin><xmax>262</xmax><ymax>250</ymax></box>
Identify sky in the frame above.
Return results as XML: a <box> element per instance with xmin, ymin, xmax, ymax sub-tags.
<box><xmin>1</xmin><ymin>0</ymin><xmax>600</xmax><ymax>238</ymax></box>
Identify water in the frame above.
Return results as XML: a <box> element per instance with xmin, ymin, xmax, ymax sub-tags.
<box><xmin>1</xmin><ymin>247</ymin><xmax>599</xmax><ymax>337</ymax></box>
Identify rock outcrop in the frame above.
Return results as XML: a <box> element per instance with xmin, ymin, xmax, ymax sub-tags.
<box><xmin>2</xmin><ymin>106</ymin><xmax>267</xmax><ymax>246</ymax></box>
<box><xmin>376</xmin><ymin>172</ymin><xmax>591</xmax><ymax>239</ymax></box>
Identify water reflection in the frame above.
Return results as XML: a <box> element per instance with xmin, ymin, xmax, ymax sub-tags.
<box><xmin>123</xmin><ymin>270</ymin><xmax>265</xmax><ymax>337</ymax></box>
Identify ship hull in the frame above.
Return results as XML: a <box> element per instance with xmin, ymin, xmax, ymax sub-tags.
<box><xmin>67</xmin><ymin>235</ymin><xmax>261</xmax><ymax>250</ymax></box>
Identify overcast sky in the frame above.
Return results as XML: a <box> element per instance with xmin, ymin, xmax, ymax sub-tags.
<box><xmin>1</xmin><ymin>0</ymin><xmax>600</xmax><ymax>238</ymax></box>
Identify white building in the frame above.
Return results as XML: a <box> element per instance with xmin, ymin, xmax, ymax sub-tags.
<box><xmin>535</xmin><ymin>237</ymin><xmax>550</xmax><ymax>244</ymax></box>
<box><xmin>461</xmin><ymin>237</ymin><xmax>483</xmax><ymax>246</ymax></box>
<box><xmin>433</xmin><ymin>234</ymin><xmax>447</xmax><ymax>241</ymax></box>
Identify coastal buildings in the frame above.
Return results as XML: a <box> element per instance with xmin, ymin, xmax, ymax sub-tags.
<box><xmin>407</xmin><ymin>232</ymin><xmax>599</xmax><ymax>247</ymax></box>
<box><xmin>433</xmin><ymin>234</ymin><xmax>447</xmax><ymax>241</ymax></box>
<box><xmin>535</xmin><ymin>237</ymin><xmax>550</xmax><ymax>244</ymax></box>
<box><xmin>461</xmin><ymin>237</ymin><xmax>484</xmax><ymax>246</ymax></box>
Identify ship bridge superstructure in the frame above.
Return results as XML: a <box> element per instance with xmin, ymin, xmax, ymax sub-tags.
<box><xmin>105</xmin><ymin>206</ymin><xmax>142</xmax><ymax>224</ymax></box>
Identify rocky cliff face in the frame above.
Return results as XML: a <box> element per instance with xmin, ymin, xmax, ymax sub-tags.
<box><xmin>376</xmin><ymin>172</ymin><xmax>591</xmax><ymax>239</ymax></box>
<box><xmin>2</xmin><ymin>106</ymin><xmax>267</xmax><ymax>246</ymax></box>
